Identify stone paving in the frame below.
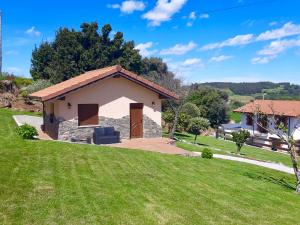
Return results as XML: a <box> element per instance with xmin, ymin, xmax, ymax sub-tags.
<box><xmin>108</xmin><ymin>138</ymin><xmax>193</xmax><ymax>155</ymax></box>
<box><xmin>193</xmin><ymin>151</ymin><xmax>294</xmax><ymax>174</ymax></box>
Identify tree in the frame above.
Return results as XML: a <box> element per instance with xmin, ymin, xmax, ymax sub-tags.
<box><xmin>141</xmin><ymin>57</ymin><xmax>181</xmax><ymax>90</ymax></box>
<box><xmin>254</xmin><ymin>106</ymin><xmax>300</xmax><ymax>193</ymax></box>
<box><xmin>187</xmin><ymin>87</ymin><xmax>229</xmax><ymax>127</ymax></box>
<box><xmin>187</xmin><ymin>117</ymin><xmax>210</xmax><ymax>144</ymax></box>
<box><xmin>181</xmin><ymin>102</ymin><xmax>201</xmax><ymax>118</ymax></box>
<box><xmin>162</xmin><ymin>111</ymin><xmax>174</xmax><ymax>134</ymax></box>
<box><xmin>232</xmin><ymin>130</ymin><xmax>250</xmax><ymax>154</ymax></box>
<box><xmin>31</xmin><ymin>22</ymin><xmax>143</xmax><ymax>83</ymax></box>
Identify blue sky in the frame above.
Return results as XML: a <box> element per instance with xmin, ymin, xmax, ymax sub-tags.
<box><xmin>1</xmin><ymin>0</ymin><xmax>300</xmax><ymax>84</ymax></box>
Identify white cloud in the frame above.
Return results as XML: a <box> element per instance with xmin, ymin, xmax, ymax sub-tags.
<box><xmin>189</xmin><ymin>11</ymin><xmax>196</xmax><ymax>20</ymax></box>
<box><xmin>182</xmin><ymin>58</ymin><xmax>203</xmax><ymax>67</ymax></box>
<box><xmin>168</xmin><ymin>58</ymin><xmax>204</xmax><ymax>80</ymax></box>
<box><xmin>143</xmin><ymin>0</ymin><xmax>187</xmax><ymax>26</ymax></box>
<box><xmin>107</xmin><ymin>1</ymin><xmax>145</xmax><ymax>14</ymax></box>
<box><xmin>199</xmin><ymin>13</ymin><xmax>209</xmax><ymax>19</ymax></box>
<box><xmin>107</xmin><ymin>3</ymin><xmax>121</xmax><ymax>9</ymax></box>
<box><xmin>186</xmin><ymin>22</ymin><xmax>193</xmax><ymax>27</ymax></box>
<box><xmin>160</xmin><ymin>41</ymin><xmax>197</xmax><ymax>55</ymax></box>
<box><xmin>201</xmin><ymin>22</ymin><xmax>300</xmax><ymax>52</ymax></box>
<box><xmin>251</xmin><ymin>56</ymin><xmax>276</xmax><ymax>64</ymax></box>
<box><xmin>202</xmin><ymin>34</ymin><xmax>254</xmax><ymax>50</ymax></box>
<box><xmin>269</xmin><ymin>21</ymin><xmax>278</xmax><ymax>27</ymax></box>
<box><xmin>209</xmin><ymin>55</ymin><xmax>233</xmax><ymax>63</ymax></box>
<box><xmin>25</xmin><ymin>27</ymin><xmax>41</xmax><ymax>37</ymax></box>
<box><xmin>252</xmin><ymin>38</ymin><xmax>300</xmax><ymax>64</ymax></box>
<box><xmin>256</xmin><ymin>22</ymin><xmax>300</xmax><ymax>41</ymax></box>
<box><xmin>135</xmin><ymin>42</ymin><xmax>157</xmax><ymax>57</ymax></box>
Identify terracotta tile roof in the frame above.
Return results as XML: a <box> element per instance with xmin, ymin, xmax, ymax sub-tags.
<box><xmin>29</xmin><ymin>65</ymin><xmax>179</xmax><ymax>101</ymax></box>
<box><xmin>234</xmin><ymin>100</ymin><xmax>300</xmax><ymax>117</ymax></box>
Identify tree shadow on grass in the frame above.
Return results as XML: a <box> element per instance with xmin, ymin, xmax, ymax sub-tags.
<box><xmin>196</xmin><ymin>143</ymin><xmax>209</xmax><ymax>147</ymax></box>
<box><xmin>242</xmin><ymin>172</ymin><xmax>295</xmax><ymax>191</ymax></box>
<box><xmin>174</xmin><ymin>132</ymin><xmax>191</xmax><ymax>138</ymax></box>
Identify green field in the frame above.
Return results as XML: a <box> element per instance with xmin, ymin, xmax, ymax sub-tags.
<box><xmin>229</xmin><ymin>94</ymin><xmax>254</xmax><ymax>103</ymax></box>
<box><xmin>172</xmin><ymin>132</ymin><xmax>293</xmax><ymax>167</ymax></box>
<box><xmin>229</xmin><ymin>111</ymin><xmax>242</xmax><ymax>123</ymax></box>
<box><xmin>1</xmin><ymin>109</ymin><xmax>300</xmax><ymax>225</ymax></box>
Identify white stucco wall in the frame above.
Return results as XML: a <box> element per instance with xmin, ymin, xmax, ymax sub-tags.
<box><xmin>240</xmin><ymin>113</ymin><xmax>300</xmax><ymax>140</ymax></box>
<box><xmin>44</xmin><ymin>76</ymin><xmax>162</xmax><ymax>125</ymax></box>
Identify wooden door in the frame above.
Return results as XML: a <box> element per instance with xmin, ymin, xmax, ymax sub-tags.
<box><xmin>130</xmin><ymin>103</ymin><xmax>143</xmax><ymax>138</ymax></box>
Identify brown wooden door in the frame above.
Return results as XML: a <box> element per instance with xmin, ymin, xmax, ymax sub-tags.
<box><xmin>130</xmin><ymin>103</ymin><xmax>143</xmax><ymax>138</ymax></box>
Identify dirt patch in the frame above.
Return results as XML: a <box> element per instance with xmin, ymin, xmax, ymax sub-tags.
<box><xmin>11</xmin><ymin>98</ymin><xmax>42</xmax><ymax>112</ymax></box>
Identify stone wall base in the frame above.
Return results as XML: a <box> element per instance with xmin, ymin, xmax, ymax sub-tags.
<box><xmin>47</xmin><ymin>115</ymin><xmax>161</xmax><ymax>142</ymax></box>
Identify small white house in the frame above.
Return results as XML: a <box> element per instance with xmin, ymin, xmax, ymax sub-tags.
<box><xmin>222</xmin><ymin>100</ymin><xmax>300</xmax><ymax>149</ymax></box>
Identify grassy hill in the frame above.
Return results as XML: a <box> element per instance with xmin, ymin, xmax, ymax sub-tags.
<box><xmin>1</xmin><ymin>109</ymin><xmax>300</xmax><ymax>224</ymax></box>
<box><xmin>193</xmin><ymin>81</ymin><xmax>300</xmax><ymax>101</ymax></box>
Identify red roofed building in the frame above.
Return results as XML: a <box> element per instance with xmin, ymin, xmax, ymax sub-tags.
<box><xmin>221</xmin><ymin>100</ymin><xmax>300</xmax><ymax>150</ymax></box>
<box><xmin>30</xmin><ymin>65</ymin><xmax>178</xmax><ymax>142</ymax></box>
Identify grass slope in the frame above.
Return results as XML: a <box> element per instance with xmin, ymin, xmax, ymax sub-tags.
<box><xmin>174</xmin><ymin>132</ymin><xmax>293</xmax><ymax>167</ymax></box>
<box><xmin>1</xmin><ymin>109</ymin><xmax>300</xmax><ymax>225</ymax></box>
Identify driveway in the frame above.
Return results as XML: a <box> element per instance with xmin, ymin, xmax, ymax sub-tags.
<box><xmin>108</xmin><ymin>138</ymin><xmax>193</xmax><ymax>155</ymax></box>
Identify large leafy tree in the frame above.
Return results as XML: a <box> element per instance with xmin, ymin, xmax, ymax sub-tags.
<box><xmin>31</xmin><ymin>22</ymin><xmax>143</xmax><ymax>84</ymax></box>
<box><xmin>187</xmin><ymin>87</ymin><xmax>229</xmax><ymax>127</ymax></box>
<box><xmin>141</xmin><ymin>57</ymin><xmax>181</xmax><ymax>90</ymax></box>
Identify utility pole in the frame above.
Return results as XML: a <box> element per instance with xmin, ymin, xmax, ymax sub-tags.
<box><xmin>0</xmin><ymin>10</ymin><xmax>2</xmax><ymax>74</ymax></box>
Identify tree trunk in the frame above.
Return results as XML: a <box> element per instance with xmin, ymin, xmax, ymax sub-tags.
<box><xmin>215</xmin><ymin>127</ymin><xmax>219</xmax><ymax>139</ymax></box>
<box><xmin>289</xmin><ymin>144</ymin><xmax>300</xmax><ymax>193</ymax></box>
<box><xmin>168</xmin><ymin>125</ymin><xmax>172</xmax><ymax>134</ymax></box>
<box><xmin>236</xmin><ymin>145</ymin><xmax>241</xmax><ymax>154</ymax></box>
<box><xmin>194</xmin><ymin>134</ymin><xmax>197</xmax><ymax>144</ymax></box>
<box><xmin>169</xmin><ymin>109</ymin><xmax>179</xmax><ymax>139</ymax></box>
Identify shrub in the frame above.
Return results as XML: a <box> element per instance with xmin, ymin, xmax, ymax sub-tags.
<box><xmin>13</xmin><ymin>77</ymin><xmax>33</xmax><ymax>88</ymax></box>
<box><xmin>232</xmin><ymin>129</ymin><xmax>250</xmax><ymax>154</ymax></box>
<box><xmin>23</xmin><ymin>79</ymin><xmax>52</xmax><ymax>94</ymax></box>
<box><xmin>201</xmin><ymin>148</ymin><xmax>213</xmax><ymax>159</ymax></box>
<box><xmin>20</xmin><ymin>90</ymin><xmax>29</xmax><ymax>98</ymax></box>
<box><xmin>17</xmin><ymin>124</ymin><xmax>38</xmax><ymax>139</ymax></box>
<box><xmin>181</xmin><ymin>102</ymin><xmax>201</xmax><ymax>118</ymax></box>
<box><xmin>187</xmin><ymin>117</ymin><xmax>210</xmax><ymax>143</ymax></box>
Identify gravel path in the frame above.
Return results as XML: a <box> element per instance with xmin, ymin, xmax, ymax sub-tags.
<box><xmin>13</xmin><ymin>115</ymin><xmax>43</xmax><ymax>131</ymax></box>
<box><xmin>193</xmin><ymin>151</ymin><xmax>294</xmax><ymax>174</ymax></box>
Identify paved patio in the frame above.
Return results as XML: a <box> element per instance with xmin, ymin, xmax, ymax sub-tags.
<box><xmin>108</xmin><ymin>137</ymin><xmax>193</xmax><ymax>155</ymax></box>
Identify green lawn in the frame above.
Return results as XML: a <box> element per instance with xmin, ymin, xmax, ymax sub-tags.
<box><xmin>1</xmin><ymin>109</ymin><xmax>300</xmax><ymax>224</ymax></box>
<box><xmin>169</xmin><ymin>132</ymin><xmax>294</xmax><ymax>167</ymax></box>
<box><xmin>229</xmin><ymin>111</ymin><xmax>242</xmax><ymax>123</ymax></box>
<box><xmin>229</xmin><ymin>94</ymin><xmax>254</xmax><ymax>104</ymax></box>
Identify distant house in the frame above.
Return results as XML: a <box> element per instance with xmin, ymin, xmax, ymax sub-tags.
<box><xmin>222</xmin><ymin>100</ymin><xmax>300</xmax><ymax>150</ymax></box>
<box><xmin>29</xmin><ymin>65</ymin><xmax>178</xmax><ymax>142</ymax></box>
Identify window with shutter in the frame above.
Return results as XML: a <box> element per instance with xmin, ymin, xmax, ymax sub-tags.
<box><xmin>78</xmin><ymin>104</ymin><xmax>99</xmax><ymax>126</ymax></box>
